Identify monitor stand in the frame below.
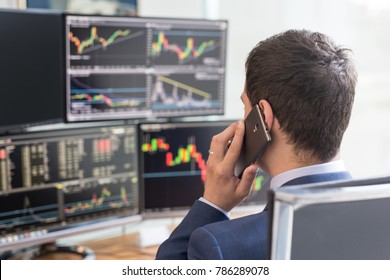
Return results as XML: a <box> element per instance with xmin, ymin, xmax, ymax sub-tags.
<box><xmin>1</xmin><ymin>242</ymin><xmax>95</xmax><ymax>260</ymax></box>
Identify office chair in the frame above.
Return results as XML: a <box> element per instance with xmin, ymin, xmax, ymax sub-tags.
<box><xmin>268</xmin><ymin>176</ymin><xmax>390</xmax><ymax>259</ymax></box>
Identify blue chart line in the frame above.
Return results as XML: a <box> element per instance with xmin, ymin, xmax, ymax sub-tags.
<box><xmin>0</xmin><ymin>204</ymin><xmax>59</xmax><ymax>228</ymax></box>
<box><xmin>64</xmin><ymin>194</ymin><xmax>123</xmax><ymax>217</ymax></box>
<box><xmin>71</xmin><ymin>88</ymin><xmax>147</xmax><ymax>94</ymax></box>
<box><xmin>0</xmin><ymin>204</ymin><xmax>58</xmax><ymax>218</ymax></box>
<box><xmin>70</xmin><ymin>77</ymin><xmax>147</xmax><ymax>108</ymax></box>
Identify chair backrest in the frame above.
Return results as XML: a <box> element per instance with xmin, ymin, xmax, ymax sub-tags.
<box><xmin>269</xmin><ymin>176</ymin><xmax>390</xmax><ymax>259</ymax></box>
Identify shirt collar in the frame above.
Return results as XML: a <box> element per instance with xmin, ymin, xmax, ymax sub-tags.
<box><xmin>270</xmin><ymin>160</ymin><xmax>347</xmax><ymax>190</ymax></box>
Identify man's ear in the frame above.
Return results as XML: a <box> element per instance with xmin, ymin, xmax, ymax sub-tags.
<box><xmin>258</xmin><ymin>99</ymin><xmax>273</xmax><ymax>131</ymax></box>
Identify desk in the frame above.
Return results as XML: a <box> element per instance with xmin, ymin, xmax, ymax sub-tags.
<box><xmin>82</xmin><ymin>232</ymin><xmax>158</xmax><ymax>260</ymax></box>
<box><xmin>29</xmin><ymin>232</ymin><xmax>158</xmax><ymax>260</ymax></box>
<box><xmin>36</xmin><ymin>206</ymin><xmax>262</xmax><ymax>260</ymax></box>
<box><xmin>79</xmin><ymin>207</ymin><xmax>261</xmax><ymax>260</ymax></box>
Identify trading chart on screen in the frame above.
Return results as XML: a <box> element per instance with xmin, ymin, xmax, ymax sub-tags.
<box><xmin>139</xmin><ymin>121</ymin><xmax>270</xmax><ymax>212</ymax></box>
<box><xmin>65</xmin><ymin>16</ymin><xmax>227</xmax><ymax>121</ymax></box>
<box><xmin>0</xmin><ymin>124</ymin><xmax>139</xmax><ymax>246</ymax></box>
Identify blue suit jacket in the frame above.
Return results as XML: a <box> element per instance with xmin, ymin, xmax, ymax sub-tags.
<box><xmin>156</xmin><ymin>171</ymin><xmax>352</xmax><ymax>260</ymax></box>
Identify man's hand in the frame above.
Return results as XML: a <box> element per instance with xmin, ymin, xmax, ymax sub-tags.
<box><xmin>203</xmin><ymin>120</ymin><xmax>259</xmax><ymax>212</ymax></box>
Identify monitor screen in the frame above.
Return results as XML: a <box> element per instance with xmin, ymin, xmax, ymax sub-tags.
<box><xmin>0</xmin><ymin>123</ymin><xmax>140</xmax><ymax>251</ymax></box>
<box><xmin>139</xmin><ymin>121</ymin><xmax>269</xmax><ymax>214</ymax></box>
<box><xmin>65</xmin><ymin>15</ymin><xmax>227</xmax><ymax>122</ymax></box>
<box><xmin>0</xmin><ymin>9</ymin><xmax>64</xmax><ymax>133</ymax></box>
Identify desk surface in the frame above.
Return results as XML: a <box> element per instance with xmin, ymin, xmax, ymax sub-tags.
<box><xmin>29</xmin><ymin>232</ymin><xmax>158</xmax><ymax>260</ymax></box>
<box><xmin>82</xmin><ymin>232</ymin><xmax>158</xmax><ymax>260</ymax></box>
<box><xmin>34</xmin><ymin>206</ymin><xmax>261</xmax><ymax>260</ymax></box>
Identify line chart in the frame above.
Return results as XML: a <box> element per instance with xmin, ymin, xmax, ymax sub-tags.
<box><xmin>64</xmin><ymin>186</ymin><xmax>129</xmax><ymax>215</ymax></box>
<box><xmin>68</xmin><ymin>25</ymin><xmax>147</xmax><ymax>67</ymax></box>
<box><xmin>69</xmin><ymin>26</ymin><xmax>131</xmax><ymax>54</ymax></box>
<box><xmin>151</xmin><ymin>32</ymin><xmax>216</xmax><ymax>62</ymax></box>
<box><xmin>69</xmin><ymin>74</ymin><xmax>147</xmax><ymax>115</ymax></box>
<box><xmin>150</xmin><ymin>30</ymin><xmax>222</xmax><ymax>66</ymax></box>
<box><xmin>151</xmin><ymin>74</ymin><xmax>221</xmax><ymax>111</ymax></box>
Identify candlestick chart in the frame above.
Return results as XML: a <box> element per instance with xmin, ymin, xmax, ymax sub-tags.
<box><xmin>68</xmin><ymin>25</ymin><xmax>147</xmax><ymax>67</ymax></box>
<box><xmin>240</xmin><ymin>169</ymin><xmax>270</xmax><ymax>207</ymax></box>
<box><xmin>63</xmin><ymin>176</ymin><xmax>138</xmax><ymax>220</ymax></box>
<box><xmin>140</xmin><ymin>121</ymin><xmax>271</xmax><ymax>211</ymax></box>
<box><xmin>70</xmin><ymin>74</ymin><xmax>147</xmax><ymax>118</ymax></box>
<box><xmin>65</xmin><ymin>16</ymin><xmax>227</xmax><ymax>121</ymax></box>
<box><xmin>0</xmin><ymin>124</ymin><xmax>140</xmax><ymax>247</ymax></box>
<box><xmin>151</xmin><ymin>29</ymin><xmax>223</xmax><ymax>66</ymax></box>
<box><xmin>140</xmin><ymin>122</ymin><xmax>229</xmax><ymax>210</ymax></box>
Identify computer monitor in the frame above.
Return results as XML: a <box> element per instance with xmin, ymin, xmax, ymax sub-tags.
<box><xmin>269</xmin><ymin>176</ymin><xmax>390</xmax><ymax>259</ymax></box>
<box><xmin>65</xmin><ymin>15</ymin><xmax>227</xmax><ymax>122</ymax></box>
<box><xmin>0</xmin><ymin>9</ymin><xmax>64</xmax><ymax>133</ymax></box>
<box><xmin>27</xmin><ymin>0</ymin><xmax>138</xmax><ymax>16</ymax></box>
<box><xmin>0</xmin><ymin>123</ymin><xmax>140</xmax><ymax>256</ymax></box>
<box><xmin>139</xmin><ymin>121</ymin><xmax>269</xmax><ymax>217</ymax></box>
<box><xmin>243</xmin><ymin>168</ymin><xmax>270</xmax><ymax>209</ymax></box>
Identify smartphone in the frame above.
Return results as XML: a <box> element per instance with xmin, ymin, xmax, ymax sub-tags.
<box><xmin>234</xmin><ymin>104</ymin><xmax>271</xmax><ymax>178</ymax></box>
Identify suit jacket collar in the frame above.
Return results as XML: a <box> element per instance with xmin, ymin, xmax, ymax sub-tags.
<box><xmin>270</xmin><ymin>160</ymin><xmax>347</xmax><ymax>190</ymax></box>
<box><xmin>263</xmin><ymin>171</ymin><xmax>352</xmax><ymax>212</ymax></box>
<box><xmin>282</xmin><ymin>171</ymin><xmax>352</xmax><ymax>187</ymax></box>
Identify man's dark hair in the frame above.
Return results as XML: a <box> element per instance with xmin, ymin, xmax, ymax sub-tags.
<box><xmin>245</xmin><ymin>29</ymin><xmax>357</xmax><ymax>162</ymax></box>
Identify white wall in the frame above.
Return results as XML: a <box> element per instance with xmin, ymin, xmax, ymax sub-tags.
<box><xmin>139</xmin><ymin>0</ymin><xmax>390</xmax><ymax>179</ymax></box>
<box><xmin>0</xmin><ymin>0</ymin><xmax>23</xmax><ymax>8</ymax></box>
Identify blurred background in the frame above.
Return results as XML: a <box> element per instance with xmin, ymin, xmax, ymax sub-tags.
<box><xmin>2</xmin><ymin>0</ymin><xmax>390</xmax><ymax>179</ymax></box>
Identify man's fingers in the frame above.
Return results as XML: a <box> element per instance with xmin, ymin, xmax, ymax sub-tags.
<box><xmin>208</xmin><ymin>121</ymin><xmax>240</xmax><ymax>162</ymax></box>
<box><xmin>222</xmin><ymin>120</ymin><xmax>245</xmax><ymax>171</ymax></box>
<box><xmin>236</xmin><ymin>163</ymin><xmax>259</xmax><ymax>198</ymax></box>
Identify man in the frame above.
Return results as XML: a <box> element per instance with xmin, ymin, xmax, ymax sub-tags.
<box><xmin>156</xmin><ymin>29</ymin><xmax>357</xmax><ymax>260</ymax></box>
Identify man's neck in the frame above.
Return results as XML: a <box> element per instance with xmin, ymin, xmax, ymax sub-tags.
<box><xmin>261</xmin><ymin>143</ymin><xmax>339</xmax><ymax>178</ymax></box>
<box><xmin>260</xmin><ymin>117</ymin><xmax>340</xmax><ymax>178</ymax></box>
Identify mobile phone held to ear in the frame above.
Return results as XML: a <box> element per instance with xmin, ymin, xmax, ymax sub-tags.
<box><xmin>234</xmin><ymin>104</ymin><xmax>271</xmax><ymax>178</ymax></box>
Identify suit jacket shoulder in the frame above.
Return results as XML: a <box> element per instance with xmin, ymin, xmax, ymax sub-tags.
<box><xmin>186</xmin><ymin>171</ymin><xmax>352</xmax><ymax>260</ymax></box>
<box><xmin>188</xmin><ymin>211</ymin><xmax>269</xmax><ymax>260</ymax></box>
<box><xmin>155</xmin><ymin>200</ymin><xmax>228</xmax><ymax>259</ymax></box>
